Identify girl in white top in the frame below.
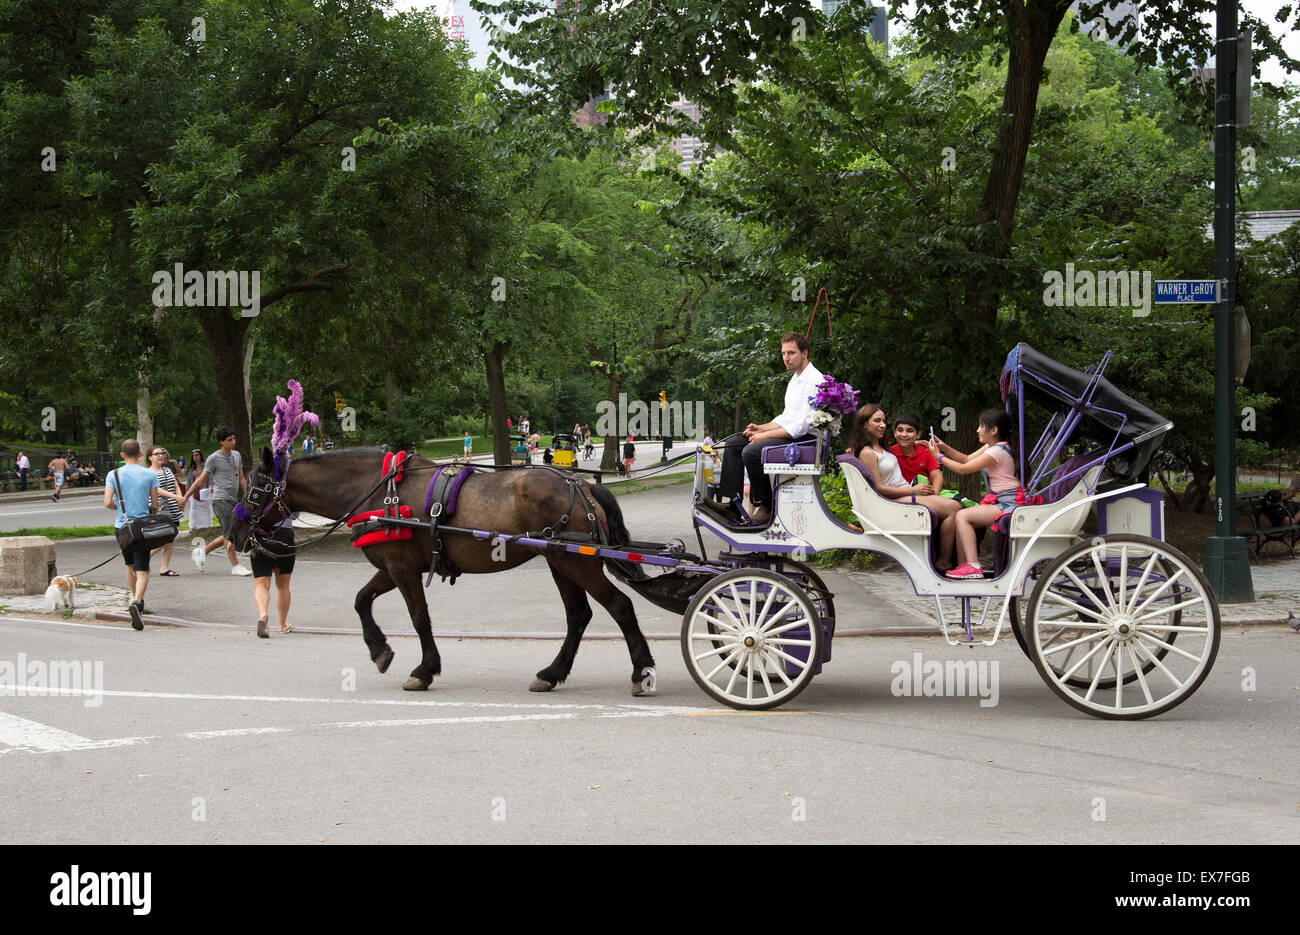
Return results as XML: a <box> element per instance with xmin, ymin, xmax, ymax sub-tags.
<box><xmin>846</xmin><ymin>403</ymin><xmax>961</xmax><ymax>571</ymax></box>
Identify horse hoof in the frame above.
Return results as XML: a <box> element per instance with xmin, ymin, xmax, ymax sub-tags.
<box><xmin>529</xmin><ymin>678</ymin><xmax>555</xmax><ymax>693</ymax></box>
<box><xmin>374</xmin><ymin>647</ymin><xmax>394</xmax><ymax>674</ymax></box>
<box><xmin>402</xmin><ymin>677</ymin><xmax>430</xmax><ymax>691</ymax></box>
<box><xmin>632</xmin><ymin>666</ymin><xmax>657</xmax><ymax>696</ymax></box>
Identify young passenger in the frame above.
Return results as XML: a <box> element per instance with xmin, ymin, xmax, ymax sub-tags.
<box><xmin>846</xmin><ymin>404</ymin><xmax>961</xmax><ymax>569</ymax></box>
<box><xmin>928</xmin><ymin>408</ymin><xmax>1019</xmax><ymax>580</ymax></box>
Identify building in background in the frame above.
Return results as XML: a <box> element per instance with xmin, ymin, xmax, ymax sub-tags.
<box><xmin>429</xmin><ymin>0</ymin><xmax>495</xmax><ymax>69</ymax></box>
<box><xmin>821</xmin><ymin>1</ymin><xmax>888</xmax><ymax>46</ymax></box>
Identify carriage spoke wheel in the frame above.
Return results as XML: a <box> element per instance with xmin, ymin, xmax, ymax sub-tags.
<box><xmin>1026</xmin><ymin>535</ymin><xmax>1219</xmax><ymax>720</ymax></box>
<box><xmin>1012</xmin><ymin>557</ymin><xmax>1180</xmax><ymax>690</ymax></box>
<box><xmin>681</xmin><ymin>568</ymin><xmax>822</xmax><ymax>710</ymax></box>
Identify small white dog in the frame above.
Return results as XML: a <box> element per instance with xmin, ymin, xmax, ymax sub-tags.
<box><xmin>44</xmin><ymin>575</ymin><xmax>78</xmax><ymax>610</ymax></box>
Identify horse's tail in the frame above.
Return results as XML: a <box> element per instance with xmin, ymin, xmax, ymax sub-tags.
<box><xmin>588</xmin><ymin>482</ymin><xmax>648</xmax><ymax>581</ymax></box>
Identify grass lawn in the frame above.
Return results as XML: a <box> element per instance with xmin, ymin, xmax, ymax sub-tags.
<box><xmin>8</xmin><ymin>525</ymin><xmax>117</xmax><ymax>540</ymax></box>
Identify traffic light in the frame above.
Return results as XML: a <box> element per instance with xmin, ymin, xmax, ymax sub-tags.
<box><xmin>658</xmin><ymin>390</ymin><xmax>667</xmax><ymax>410</ymax></box>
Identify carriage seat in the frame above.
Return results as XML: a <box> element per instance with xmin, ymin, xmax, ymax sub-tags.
<box><xmin>761</xmin><ymin>438</ymin><xmax>819</xmax><ymax>466</ymax></box>
<box><xmin>836</xmin><ymin>455</ymin><xmax>931</xmax><ymax>536</ymax></box>
<box><xmin>1002</xmin><ymin>450</ymin><xmax>1105</xmax><ymax>540</ymax></box>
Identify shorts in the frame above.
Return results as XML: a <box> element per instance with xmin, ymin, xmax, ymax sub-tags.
<box><xmin>213</xmin><ymin>499</ymin><xmax>237</xmax><ymax>537</ymax></box>
<box><xmin>53</xmin><ymin>472</ymin><xmax>64</xmax><ymax>486</ymax></box>
<box><xmin>120</xmin><ymin>540</ymin><xmax>152</xmax><ymax>573</ymax></box>
<box><xmin>251</xmin><ymin>528</ymin><xmax>296</xmax><ymax>578</ymax></box>
<box><xmin>991</xmin><ymin>489</ymin><xmax>1018</xmax><ymax>511</ymax></box>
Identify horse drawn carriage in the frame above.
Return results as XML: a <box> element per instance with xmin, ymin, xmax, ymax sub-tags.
<box><xmin>235</xmin><ymin>347</ymin><xmax>1218</xmax><ymax>719</ymax></box>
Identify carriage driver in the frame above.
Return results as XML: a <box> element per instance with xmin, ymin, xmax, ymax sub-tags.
<box><xmin>708</xmin><ymin>331</ymin><xmax>823</xmax><ymax>525</ymax></box>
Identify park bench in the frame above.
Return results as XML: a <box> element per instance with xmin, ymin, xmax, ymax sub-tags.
<box><xmin>1236</xmin><ymin>493</ymin><xmax>1300</xmax><ymax>560</ymax></box>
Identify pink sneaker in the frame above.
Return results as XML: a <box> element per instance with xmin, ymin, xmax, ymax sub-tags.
<box><xmin>946</xmin><ymin>562</ymin><xmax>983</xmax><ymax>580</ymax></box>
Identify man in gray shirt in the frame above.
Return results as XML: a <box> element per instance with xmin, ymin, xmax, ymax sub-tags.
<box><xmin>181</xmin><ymin>427</ymin><xmax>251</xmax><ymax>575</ymax></box>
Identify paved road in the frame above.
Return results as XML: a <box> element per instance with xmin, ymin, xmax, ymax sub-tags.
<box><xmin>1</xmin><ymin>614</ymin><xmax>1295</xmax><ymax>844</ymax></box>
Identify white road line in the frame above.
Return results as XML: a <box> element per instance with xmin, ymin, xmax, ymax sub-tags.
<box><xmin>0</xmin><ymin>705</ymin><xmax>703</xmax><ymax>757</ymax></box>
<box><xmin>184</xmin><ymin>727</ymin><xmax>293</xmax><ymax>739</ymax></box>
<box><xmin>2</xmin><ymin>685</ymin><xmax>703</xmax><ymax>713</ymax></box>
<box><xmin>324</xmin><ymin>714</ymin><xmax>578</xmax><ymax>728</ymax></box>
<box><xmin>0</xmin><ymin>710</ymin><xmax>96</xmax><ymax>752</ymax></box>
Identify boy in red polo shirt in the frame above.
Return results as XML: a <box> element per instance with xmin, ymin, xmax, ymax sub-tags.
<box><xmin>889</xmin><ymin>411</ymin><xmax>961</xmax><ymax>571</ymax></box>
<box><xmin>888</xmin><ymin>412</ymin><xmax>941</xmax><ymax>485</ymax></box>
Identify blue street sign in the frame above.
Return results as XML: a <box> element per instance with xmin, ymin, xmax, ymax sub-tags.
<box><xmin>1153</xmin><ymin>280</ymin><xmax>1218</xmax><ymax>304</ymax></box>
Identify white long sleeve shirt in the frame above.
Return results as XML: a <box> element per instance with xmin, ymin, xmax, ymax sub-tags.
<box><xmin>773</xmin><ymin>361</ymin><xmax>825</xmax><ymax>438</ymax></box>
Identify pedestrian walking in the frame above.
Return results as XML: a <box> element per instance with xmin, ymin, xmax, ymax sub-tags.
<box><xmin>16</xmin><ymin>451</ymin><xmax>28</xmax><ymax>491</ymax></box>
<box><xmin>181</xmin><ymin>428</ymin><xmax>252</xmax><ymax>575</ymax></box>
<box><xmin>183</xmin><ymin>448</ymin><xmax>212</xmax><ymax>534</ymax></box>
<box><xmin>104</xmin><ymin>439</ymin><xmax>163</xmax><ymax>630</ymax></box>
<box><xmin>622</xmin><ymin>434</ymin><xmax>636</xmax><ymax>476</ymax></box>
<box><xmin>47</xmin><ymin>452</ymin><xmax>68</xmax><ymax>501</ymax></box>
<box><xmin>147</xmin><ymin>446</ymin><xmax>185</xmax><ymax>575</ymax></box>
<box><xmin>463</xmin><ymin>433</ymin><xmax>472</xmax><ymax>458</ymax></box>
<box><xmin>252</xmin><ymin>510</ymin><xmax>297</xmax><ymax>638</ymax></box>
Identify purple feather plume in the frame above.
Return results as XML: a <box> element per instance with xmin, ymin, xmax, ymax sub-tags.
<box><xmin>271</xmin><ymin>380</ymin><xmax>320</xmax><ymax>455</ymax></box>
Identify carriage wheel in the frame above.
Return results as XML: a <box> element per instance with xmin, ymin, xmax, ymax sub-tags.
<box><xmin>1011</xmin><ymin>555</ymin><xmax>1180</xmax><ymax>690</ymax></box>
<box><xmin>1025</xmin><ymin>535</ymin><xmax>1219</xmax><ymax>720</ymax></box>
<box><xmin>681</xmin><ymin>568</ymin><xmax>823</xmax><ymax>710</ymax></box>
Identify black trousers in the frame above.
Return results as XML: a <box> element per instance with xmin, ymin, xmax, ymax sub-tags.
<box><xmin>717</xmin><ymin>432</ymin><xmax>813</xmax><ymax>508</ymax></box>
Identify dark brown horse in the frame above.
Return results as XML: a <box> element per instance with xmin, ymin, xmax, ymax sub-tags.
<box><xmin>227</xmin><ymin>448</ymin><xmax>656</xmax><ymax>695</ymax></box>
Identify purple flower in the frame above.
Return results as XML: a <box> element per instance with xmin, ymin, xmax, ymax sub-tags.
<box><xmin>809</xmin><ymin>375</ymin><xmax>858</xmax><ymax>416</ymax></box>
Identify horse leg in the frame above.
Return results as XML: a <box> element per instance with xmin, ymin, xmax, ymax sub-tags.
<box><xmin>355</xmin><ymin>569</ymin><xmax>397</xmax><ymax>674</ymax></box>
<box><xmin>390</xmin><ymin>561</ymin><xmax>441</xmax><ymax>692</ymax></box>
<box><xmin>566</xmin><ymin>557</ymin><xmax>657</xmax><ymax>696</ymax></box>
<box><xmin>530</xmin><ymin>562</ymin><xmax>594</xmax><ymax>693</ymax></box>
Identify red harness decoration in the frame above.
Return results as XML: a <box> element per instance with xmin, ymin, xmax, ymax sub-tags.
<box><xmin>348</xmin><ymin>451</ymin><xmax>414</xmax><ymax>547</ymax></box>
<box><xmin>348</xmin><ymin>505</ymin><xmax>414</xmax><ymax>547</ymax></box>
<box><xmin>383</xmin><ymin>450</ymin><xmax>407</xmax><ymax>482</ymax></box>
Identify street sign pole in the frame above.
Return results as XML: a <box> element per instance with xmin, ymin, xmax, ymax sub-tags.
<box><xmin>1204</xmin><ymin>0</ymin><xmax>1254</xmax><ymax>601</ymax></box>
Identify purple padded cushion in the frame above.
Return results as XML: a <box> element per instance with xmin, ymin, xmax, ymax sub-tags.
<box><xmin>762</xmin><ymin>440</ymin><xmax>818</xmax><ymax>464</ymax></box>
<box><xmin>1041</xmin><ymin>450</ymin><xmax>1105</xmax><ymax>504</ymax></box>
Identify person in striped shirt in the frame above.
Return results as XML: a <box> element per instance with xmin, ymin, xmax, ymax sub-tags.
<box><xmin>147</xmin><ymin>446</ymin><xmax>186</xmax><ymax>576</ymax></box>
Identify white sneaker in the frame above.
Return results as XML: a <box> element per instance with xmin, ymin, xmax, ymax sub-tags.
<box><xmin>192</xmin><ymin>546</ymin><xmax>206</xmax><ymax>573</ymax></box>
<box><xmin>231</xmin><ymin>564</ymin><xmax>252</xmax><ymax>576</ymax></box>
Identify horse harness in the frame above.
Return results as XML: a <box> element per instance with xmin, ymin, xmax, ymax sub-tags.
<box><xmin>345</xmin><ymin>456</ymin><xmax>610</xmax><ymax>588</ymax></box>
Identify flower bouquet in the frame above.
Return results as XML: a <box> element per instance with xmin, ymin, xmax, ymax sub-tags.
<box><xmin>808</xmin><ymin>376</ymin><xmax>860</xmax><ymax>436</ymax></box>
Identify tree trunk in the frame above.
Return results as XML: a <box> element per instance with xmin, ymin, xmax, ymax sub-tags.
<box><xmin>136</xmin><ymin>371</ymin><xmax>154</xmax><ymax>452</ymax></box>
<box><xmin>483</xmin><ymin>339</ymin><xmax>511</xmax><ymax>465</ymax></box>
<box><xmin>963</xmin><ymin>3</ymin><xmax>1068</xmax><ymax>326</ymax></box>
<box><xmin>951</xmin><ymin>417</ymin><xmax>982</xmax><ymax>502</ymax></box>
<box><xmin>601</xmin><ymin>372</ymin><xmax>626</xmax><ymax>472</ymax></box>
<box><xmin>243</xmin><ymin>327</ymin><xmax>255</xmax><ymax>447</ymax></box>
<box><xmin>733</xmin><ymin>399</ymin><xmax>743</xmax><ymax>435</ymax></box>
<box><xmin>1182</xmin><ymin>453</ymin><xmax>1214</xmax><ymax>513</ymax></box>
<box><xmin>95</xmin><ymin>405</ymin><xmax>108</xmax><ymax>454</ymax></box>
<box><xmin>198</xmin><ymin>310</ymin><xmax>253</xmax><ymax>466</ymax></box>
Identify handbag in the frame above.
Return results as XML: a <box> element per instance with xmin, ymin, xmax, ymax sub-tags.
<box><xmin>113</xmin><ymin>468</ymin><xmax>179</xmax><ymax>549</ymax></box>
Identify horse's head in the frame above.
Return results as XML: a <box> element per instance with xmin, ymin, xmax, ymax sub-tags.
<box><xmin>229</xmin><ymin>447</ymin><xmax>290</xmax><ymax>552</ymax></box>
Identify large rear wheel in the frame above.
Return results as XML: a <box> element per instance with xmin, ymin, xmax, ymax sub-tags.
<box><xmin>1025</xmin><ymin>535</ymin><xmax>1219</xmax><ymax>719</ymax></box>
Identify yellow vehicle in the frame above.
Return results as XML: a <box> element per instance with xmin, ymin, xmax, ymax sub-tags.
<box><xmin>552</xmin><ymin>433</ymin><xmax>576</xmax><ymax>468</ymax></box>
